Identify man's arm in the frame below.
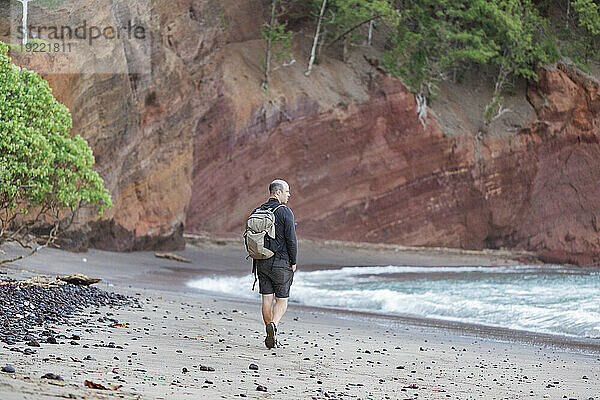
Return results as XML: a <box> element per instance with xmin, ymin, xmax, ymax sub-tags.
<box><xmin>283</xmin><ymin>207</ymin><xmax>297</xmax><ymax>269</ymax></box>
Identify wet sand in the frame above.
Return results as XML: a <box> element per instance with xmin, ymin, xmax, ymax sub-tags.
<box><xmin>0</xmin><ymin>237</ymin><xmax>598</xmax><ymax>399</ymax></box>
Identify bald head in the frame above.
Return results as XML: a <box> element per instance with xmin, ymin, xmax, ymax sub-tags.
<box><xmin>269</xmin><ymin>179</ymin><xmax>291</xmax><ymax>204</ymax></box>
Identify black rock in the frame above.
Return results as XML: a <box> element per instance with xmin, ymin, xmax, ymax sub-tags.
<box><xmin>199</xmin><ymin>365</ymin><xmax>215</xmax><ymax>371</ymax></box>
<box><xmin>256</xmin><ymin>385</ymin><xmax>267</xmax><ymax>392</ymax></box>
<box><xmin>0</xmin><ymin>281</ymin><xmax>133</xmax><ymax>345</ymax></box>
<box><xmin>41</xmin><ymin>373</ymin><xmax>63</xmax><ymax>380</ymax></box>
<box><xmin>83</xmin><ymin>355</ymin><xmax>96</xmax><ymax>361</ymax></box>
<box><xmin>27</xmin><ymin>340</ymin><xmax>40</xmax><ymax>347</ymax></box>
<box><xmin>249</xmin><ymin>363</ymin><xmax>259</xmax><ymax>371</ymax></box>
<box><xmin>1</xmin><ymin>365</ymin><xmax>15</xmax><ymax>373</ymax></box>
<box><xmin>47</xmin><ymin>337</ymin><xmax>57</xmax><ymax>344</ymax></box>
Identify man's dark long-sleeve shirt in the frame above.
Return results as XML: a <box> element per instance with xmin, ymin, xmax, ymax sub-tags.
<box><xmin>256</xmin><ymin>197</ymin><xmax>297</xmax><ymax>265</ymax></box>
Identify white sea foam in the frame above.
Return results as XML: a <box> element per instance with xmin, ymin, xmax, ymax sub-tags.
<box><xmin>187</xmin><ymin>265</ymin><xmax>600</xmax><ymax>338</ymax></box>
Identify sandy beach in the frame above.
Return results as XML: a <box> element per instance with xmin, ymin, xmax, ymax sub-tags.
<box><xmin>0</xmin><ymin>237</ymin><xmax>599</xmax><ymax>399</ymax></box>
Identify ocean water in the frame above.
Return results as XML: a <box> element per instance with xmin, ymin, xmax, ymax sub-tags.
<box><xmin>187</xmin><ymin>265</ymin><xmax>600</xmax><ymax>339</ymax></box>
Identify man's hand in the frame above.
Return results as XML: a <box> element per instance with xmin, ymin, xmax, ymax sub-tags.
<box><xmin>292</xmin><ymin>264</ymin><xmax>297</xmax><ymax>272</ymax></box>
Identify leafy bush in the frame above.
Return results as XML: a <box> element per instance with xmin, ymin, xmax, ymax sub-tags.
<box><xmin>0</xmin><ymin>41</ymin><xmax>111</xmax><ymax>262</ymax></box>
<box><xmin>383</xmin><ymin>0</ymin><xmax>560</xmax><ymax>124</ymax></box>
<box><xmin>572</xmin><ymin>0</ymin><xmax>600</xmax><ymax>61</ymax></box>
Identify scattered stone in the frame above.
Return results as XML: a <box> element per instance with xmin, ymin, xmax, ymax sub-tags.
<box><xmin>256</xmin><ymin>385</ymin><xmax>267</xmax><ymax>392</ymax></box>
<box><xmin>249</xmin><ymin>364</ymin><xmax>259</xmax><ymax>371</ymax></box>
<box><xmin>0</xmin><ymin>280</ymin><xmax>131</xmax><ymax>345</ymax></box>
<box><xmin>57</xmin><ymin>274</ymin><xmax>101</xmax><ymax>286</ymax></box>
<box><xmin>199</xmin><ymin>365</ymin><xmax>215</xmax><ymax>372</ymax></box>
<box><xmin>84</xmin><ymin>380</ymin><xmax>122</xmax><ymax>390</ymax></box>
<box><xmin>47</xmin><ymin>336</ymin><xmax>57</xmax><ymax>344</ymax></box>
<box><xmin>182</xmin><ymin>368</ymin><xmax>188</xmax><ymax>373</ymax></box>
<box><xmin>1</xmin><ymin>365</ymin><xmax>15</xmax><ymax>373</ymax></box>
<box><xmin>83</xmin><ymin>355</ymin><xmax>96</xmax><ymax>361</ymax></box>
<box><xmin>41</xmin><ymin>373</ymin><xmax>63</xmax><ymax>380</ymax></box>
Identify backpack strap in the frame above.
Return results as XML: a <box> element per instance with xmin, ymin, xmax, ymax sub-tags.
<box><xmin>267</xmin><ymin>204</ymin><xmax>286</xmax><ymax>254</ymax></box>
<box><xmin>271</xmin><ymin>204</ymin><xmax>285</xmax><ymax>213</ymax></box>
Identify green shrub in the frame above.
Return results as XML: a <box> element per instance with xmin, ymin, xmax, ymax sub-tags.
<box><xmin>0</xmin><ymin>41</ymin><xmax>111</xmax><ymax>261</ymax></box>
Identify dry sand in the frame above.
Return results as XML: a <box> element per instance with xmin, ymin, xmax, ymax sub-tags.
<box><xmin>0</xmin><ymin>238</ymin><xmax>598</xmax><ymax>399</ymax></box>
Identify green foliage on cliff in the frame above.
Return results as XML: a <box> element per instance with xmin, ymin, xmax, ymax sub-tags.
<box><xmin>261</xmin><ymin>0</ymin><xmax>294</xmax><ymax>91</ymax></box>
<box><xmin>292</xmin><ymin>0</ymin><xmax>598</xmax><ymax>122</ymax></box>
<box><xmin>326</xmin><ymin>0</ymin><xmax>400</xmax><ymax>47</ymax></box>
<box><xmin>572</xmin><ymin>0</ymin><xmax>600</xmax><ymax>61</ymax></box>
<box><xmin>0</xmin><ymin>41</ymin><xmax>111</xmax><ymax>259</ymax></box>
<box><xmin>383</xmin><ymin>0</ymin><xmax>560</xmax><ymax>123</ymax></box>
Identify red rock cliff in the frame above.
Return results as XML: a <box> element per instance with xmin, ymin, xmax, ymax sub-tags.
<box><xmin>186</xmin><ymin>36</ymin><xmax>600</xmax><ymax>266</ymax></box>
<box><xmin>3</xmin><ymin>1</ymin><xmax>599</xmax><ymax>265</ymax></box>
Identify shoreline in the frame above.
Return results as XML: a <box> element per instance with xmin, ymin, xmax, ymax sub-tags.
<box><xmin>188</xmin><ymin>286</ymin><xmax>600</xmax><ymax>356</ymax></box>
<box><xmin>4</xmin><ymin>237</ymin><xmax>599</xmax><ymax>351</ymax></box>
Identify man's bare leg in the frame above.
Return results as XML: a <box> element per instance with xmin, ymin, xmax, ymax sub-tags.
<box><xmin>272</xmin><ymin>297</ymin><xmax>288</xmax><ymax>326</ymax></box>
<box><xmin>262</xmin><ymin>294</ymin><xmax>274</xmax><ymax>325</ymax></box>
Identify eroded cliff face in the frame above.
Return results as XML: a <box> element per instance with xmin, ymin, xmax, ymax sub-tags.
<box><xmin>186</xmin><ymin>33</ymin><xmax>600</xmax><ymax>265</ymax></box>
<box><xmin>3</xmin><ymin>1</ymin><xmax>599</xmax><ymax>265</ymax></box>
<box><xmin>4</xmin><ymin>0</ymin><xmax>224</xmax><ymax>250</ymax></box>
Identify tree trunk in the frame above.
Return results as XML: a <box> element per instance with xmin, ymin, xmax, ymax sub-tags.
<box><xmin>262</xmin><ymin>0</ymin><xmax>277</xmax><ymax>90</ymax></box>
<box><xmin>306</xmin><ymin>0</ymin><xmax>327</xmax><ymax>76</ymax></box>
<box><xmin>416</xmin><ymin>92</ymin><xmax>427</xmax><ymax>128</ymax></box>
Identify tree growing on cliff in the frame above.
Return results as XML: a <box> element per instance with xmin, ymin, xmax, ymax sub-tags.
<box><xmin>0</xmin><ymin>42</ymin><xmax>112</xmax><ymax>264</ymax></box>
<box><xmin>476</xmin><ymin>0</ymin><xmax>557</xmax><ymax>124</ymax></box>
<box><xmin>571</xmin><ymin>0</ymin><xmax>600</xmax><ymax>62</ymax></box>
<box><xmin>383</xmin><ymin>0</ymin><xmax>464</xmax><ymax>125</ymax></box>
<box><xmin>384</xmin><ymin>0</ymin><xmax>558</xmax><ymax>126</ymax></box>
<box><xmin>262</xmin><ymin>0</ymin><xmax>294</xmax><ymax>91</ymax></box>
<box><xmin>304</xmin><ymin>0</ymin><xmax>399</xmax><ymax>75</ymax></box>
<box><xmin>325</xmin><ymin>0</ymin><xmax>399</xmax><ymax>60</ymax></box>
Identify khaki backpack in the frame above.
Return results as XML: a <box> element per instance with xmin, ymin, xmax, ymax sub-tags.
<box><xmin>243</xmin><ymin>204</ymin><xmax>284</xmax><ymax>259</ymax></box>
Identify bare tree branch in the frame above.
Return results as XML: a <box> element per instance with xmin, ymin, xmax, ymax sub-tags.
<box><xmin>326</xmin><ymin>14</ymin><xmax>380</xmax><ymax>49</ymax></box>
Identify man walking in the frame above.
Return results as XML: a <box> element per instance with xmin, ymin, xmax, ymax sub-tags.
<box><xmin>253</xmin><ymin>179</ymin><xmax>297</xmax><ymax>349</ymax></box>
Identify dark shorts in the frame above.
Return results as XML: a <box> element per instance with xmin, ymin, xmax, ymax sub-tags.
<box><xmin>256</xmin><ymin>257</ymin><xmax>294</xmax><ymax>298</ymax></box>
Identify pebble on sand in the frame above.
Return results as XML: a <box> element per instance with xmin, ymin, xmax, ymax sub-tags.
<box><xmin>1</xmin><ymin>365</ymin><xmax>15</xmax><ymax>373</ymax></box>
<box><xmin>41</xmin><ymin>373</ymin><xmax>63</xmax><ymax>380</ymax></box>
